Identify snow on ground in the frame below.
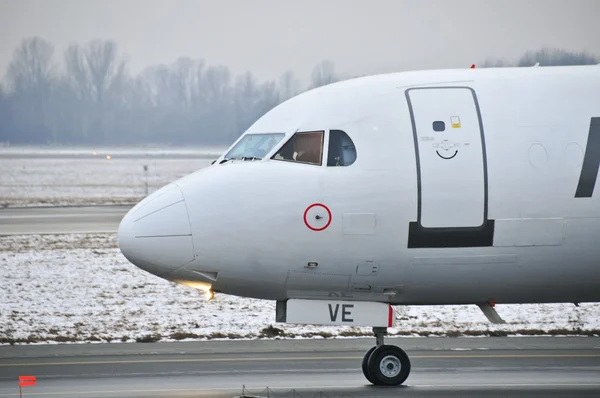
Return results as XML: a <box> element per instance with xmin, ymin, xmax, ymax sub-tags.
<box><xmin>2</xmin><ymin>234</ymin><xmax>599</xmax><ymax>345</ymax></box>
<box><xmin>0</xmin><ymin>147</ymin><xmax>221</xmax><ymax>207</ymax></box>
<box><xmin>2</xmin><ymin>147</ymin><xmax>600</xmax><ymax>343</ymax></box>
<box><xmin>0</xmin><ymin>145</ymin><xmax>227</xmax><ymax>158</ymax></box>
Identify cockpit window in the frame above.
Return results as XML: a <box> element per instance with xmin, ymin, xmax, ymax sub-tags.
<box><xmin>223</xmin><ymin>133</ymin><xmax>285</xmax><ymax>160</ymax></box>
<box><xmin>327</xmin><ymin>130</ymin><xmax>356</xmax><ymax>166</ymax></box>
<box><xmin>272</xmin><ymin>131</ymin><xmax>324</xmax><ymax>166</ymax></box>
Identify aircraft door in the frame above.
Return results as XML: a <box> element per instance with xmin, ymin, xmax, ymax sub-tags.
<box><xmin>406</xmin><ymin>87</ymin><xmax>494</xmax><ymax>248</ymax></box>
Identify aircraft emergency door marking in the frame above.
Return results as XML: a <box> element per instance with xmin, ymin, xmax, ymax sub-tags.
<box><xmin>434</xmin><ymin>139</ymin><xmax>459</xmax><ymax>159</ymax></box>
<box><xmin>406</xmin><ymin>87</ymin><xmax>495</xmax><ymax>248</ymax></box>
<box><xmin>575</xmin><ymin>117</ymin><xmax>600</xmax><ymax>198</ymax></box>
<box><xmin>451</xmin><ymin>116</ymin><xmax>461</xmax><ymax>128</ymax></box>
<box><xmin>436</xmin><ymin>150</ymin><xmax>458</xmax><ymax>159</ymax></box>
<box><xmin>304</xmin><ymin>203</ymin><xmax>332</xmax><ymax>231</ymax></box>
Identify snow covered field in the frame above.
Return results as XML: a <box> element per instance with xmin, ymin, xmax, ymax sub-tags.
<box><xmin>2</xmin><ymin>146</ymin><xmax>600</xmax><ymax>344</ymax></box>
<box><xmin>2</xmin><ymin>233</ymin><xmax>599</xmax><ymax>345</ymax></box>
<box><xmin>0</xmin><ymin>146</ymin><xmax>223</xmax><ymax>207</ymax></box>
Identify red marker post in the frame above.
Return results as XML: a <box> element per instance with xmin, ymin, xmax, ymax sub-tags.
<box><xmin>18</xmin><ymin>376</ymin><xmax>36</xmax><ymax>397</ymax></box>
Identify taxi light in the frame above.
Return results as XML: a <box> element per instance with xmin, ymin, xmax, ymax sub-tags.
<box><xmin>205</xmin><ymin>289</ymin><xmax>215</xmax><ymax>301</ymax></box>
<box><xmin>175</xmin><ymin>280</ymin><xmax>214</xmax><ymax>301</ymax></box>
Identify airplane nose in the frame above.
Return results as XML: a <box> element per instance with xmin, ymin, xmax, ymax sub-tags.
<box><xmin>118</xmin><ymin>183</ymin><xmax>194</xmax><ymax>277</ymax></box>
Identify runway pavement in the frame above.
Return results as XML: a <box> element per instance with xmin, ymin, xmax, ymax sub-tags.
<box><xmin>0</xmin><ymin>206</ymin><xmax>131</xmax><ymax>235</ymax></box>
<box><xmin>1</xmin><ymin>337</ymin><xmax>599</xmax><ymax>397</ymax></box>
<box><xmin>2</xmin><ymin>207</ymin><xmax>600</xmax><ymax>396</ymax></box>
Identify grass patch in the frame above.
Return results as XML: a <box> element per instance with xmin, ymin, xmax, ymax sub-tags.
<box><xmin>135</xmin><ymin>334</ymin><xmax>162</xmax><ymax>343</ymax></box>
<box><xmin>259</xmin><ymin>325</ymin><xmax>285</xmax><ymax>338</ymax></box>
<box><xmin>54</xmin><ymin>335</ymin><xmax>79</xmax><ymax>343</ymax></box>
<box><xmin>170</xmin><ymin>332</ymin><xmax>201</xmax><ymax>340</ymax></box>
<box><xmin>2</xmin><ymin>328</ymin><xmax>600</xmax><ymax>345</ymax></box>
<box><xmin>338</xmin><ymin>329</ymin><xmax>370</xmax><ymax>337</ymax></box>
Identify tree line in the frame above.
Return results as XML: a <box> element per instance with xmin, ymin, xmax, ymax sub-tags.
<box><xmin>0</xmin><ymin>39</ymin><xmax>597</xmax><ymax>146</ymax></box>
<box><xmin>0</xmin><ymin>37</ymin><xmax>341</xmax><ymax>145</ymax></box>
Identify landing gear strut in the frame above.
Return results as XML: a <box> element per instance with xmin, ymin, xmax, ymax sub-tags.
<box><xmin>361</xmin><ymin>327</ymin><xmax>411</xmax><ymax>386</ymax></box>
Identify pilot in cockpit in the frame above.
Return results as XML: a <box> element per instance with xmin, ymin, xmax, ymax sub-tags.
<box><xmin>272</xmin><ymin>131</ymin><xmax>324</xmax><ymax>165</ymax></box>
<box><xmin>295</xmin><ymin>134</ymin><xmax>321</xmax><ymax>164</ymax></box>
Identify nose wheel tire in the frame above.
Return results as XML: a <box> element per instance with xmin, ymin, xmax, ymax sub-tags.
<box><xmin>365</xmin><ymin>345</ymin><xmax>411</xmax><ymax>386</ymax></box>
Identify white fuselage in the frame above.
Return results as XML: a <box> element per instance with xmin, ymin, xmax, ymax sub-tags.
<box><xmin>118</xmin><ymin>65</ymin><xmax>600</xmax><ymax>306</ymax></box>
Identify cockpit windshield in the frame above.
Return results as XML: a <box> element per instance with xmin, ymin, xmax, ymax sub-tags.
<box><xmin>223</xmin><ymin>133</ymin><xmax>285</xmax><ymax>161</ymax></box>
<box><xmin>272</xmin><ymin>131</ymin><xmax>324</xmax><ymax>166</ymax></box>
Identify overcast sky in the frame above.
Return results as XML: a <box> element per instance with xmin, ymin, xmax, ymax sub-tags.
<box><xmin>1</xmin><ymin>0</ymin><xmax>599</xmax><ymax>84</ymax></box>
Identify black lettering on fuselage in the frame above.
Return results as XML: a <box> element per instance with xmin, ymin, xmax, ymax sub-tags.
<box><xmin>576</xmin><ymin>118</ymin><xmax>600</xmax><ymax>198</ymax></box>
<box><xmin>328</xmin><ymin>304</ymin><xmax>354</xmax><ymax>322</ymax></box>
<box><xmin>342</xmin><ymin>304</ymin><xmax>354</xmax><ymax>322</ymax></box>
<box><xmin>328</xmin><ymin>304</ymin><xmax>340</xmax><ymax>321</ymax></box>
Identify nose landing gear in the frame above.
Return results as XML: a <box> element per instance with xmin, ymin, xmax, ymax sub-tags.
<box><xmin>362</xmin><ymin>327</ymin><xmax>411</xmax><ymax>386</ymax></box>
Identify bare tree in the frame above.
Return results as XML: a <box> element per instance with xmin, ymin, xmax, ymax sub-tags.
<box><xmin>255</xmin><ymin>80</ymin><xmax>280</xmax><ymax>118</ymax></box>
<box><xmin>518</xmin><ymin>48</ymin><xmax>598</xmax><ymax>66</ymax></box>
<box><xmin>310</xmin><ymin>60</ymin><xmax>338</xmax><ymax>89</ymax></box>
<box><xmin>136</xmin><ymin>58</ymin><xmax>204</xmax><ymax>108</ymax></box>
<box><xmin>12</xmin><ymin>37</ymin><xmax>600</xmax><ymax>147</ymax></box>
<box><xmin>482</xmin><ymin>48</ymin><xmax>599</xmax><ymax>68</ymax></box>
<box><xmin>6</xmin><ymin>37</ymin><xmax>55</xmax><ymax>93</ymax></box>
<box><xmin>64</xmin><ymin>40</ymin><xmax>127</xmax><ymax>103</ymax></box>
<box><xmin>0</xmin><ymin>83</ymin><xmax>8</xmax><ymax>142</ymax></box>
<box><xmin>278</xmin><ymin>70</ymin><xmax>300</xmax><ymax>101</ymax></box>
<box><xmin>137</xmin><ymin>65</ymin><xmax>169</xmax><ymax>107</ymax></box>
<box><xmin>231</xmin><ymin>72</ymin><xmax>258</xmax><ymax>134</ymax></box>
<box><xmin>4</xmin><ymin>37</ymin><xmax>57</xmax><ymax>142</ymax></box>
<box><xmin>64</xmin><ymin>44</ymin><xmax>91</xmax><ymax>101</ymax></box>
<box><xmin>63</xmin><ymin>44</ymin><xmax>93</xmax><ymax>140</ymax></box>
<box><xmin>201</xmin><ymin>65</ymin><xmax>232</xmax><ymax>104</ymax></box>
<box><xmin>170</xmin><ymin>57</ymin><xmax>203</xmax><ymax>109</ymax></box>
<box><xmin>85</xmin><ymin>40</ymin><xmax>126</xmax><ymax>104</ymax></box>
<box><xmin>62</xmin><ymin>40</ymin><xmax>128</xmax><ymax>141</ymax></box>
<box><xmin>481</xmin><ymin>57</ymin><xmax>509</xmax><ymax>68</ymax></box>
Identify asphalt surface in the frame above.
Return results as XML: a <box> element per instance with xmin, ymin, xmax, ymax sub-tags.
<box><xmin>1</xmin><ymin>337</ymin><xmax>600</xmax><ymax>397</ymax></box>
<box><xmin>0</xmin><ymin>206</ymin><xmax>131</xmax><ymax>235</ymax></box>
<box><xmin>2</xmin><ymin>208</ymin><xmax>600</xmax><ymax>396</ymax></box>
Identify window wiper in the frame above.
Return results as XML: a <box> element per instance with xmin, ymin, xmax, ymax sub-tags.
<box><xmin>219</xmin><ymin>156</ymin><xmax>261</xmax><ymax>164</ymax></box>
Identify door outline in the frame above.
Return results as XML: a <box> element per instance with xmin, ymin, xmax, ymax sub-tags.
<box><xmin>405</xmin><ymin>86</ymin><xmax>495</xmax><ymax>248</ymax></box>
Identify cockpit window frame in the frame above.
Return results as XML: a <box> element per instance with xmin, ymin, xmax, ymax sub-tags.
<box><xmin>270</xmin><ymin>130</ymin><xmax>325</xmax><ymax>166</ymax></box>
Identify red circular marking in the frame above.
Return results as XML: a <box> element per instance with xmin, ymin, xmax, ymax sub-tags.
<box><xmin>303</xmin><ymin>203</ymin><xmax>332</xmax><ymax>231</ymax></box>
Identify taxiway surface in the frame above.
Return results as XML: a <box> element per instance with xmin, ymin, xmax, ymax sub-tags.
<box><xmin>1</xmin><ymin>337</ymin><xmax>599</xmax><ymax>397</ymax></box>
<box><xmin>0</xmin><ymin>206</ymin><xmax>131</xmax><ymax>235</ymax></box>
<box><xmin>3</xmin><ymin>208</ymin><xmax>600</xmax><ymax>396</ymax></box>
